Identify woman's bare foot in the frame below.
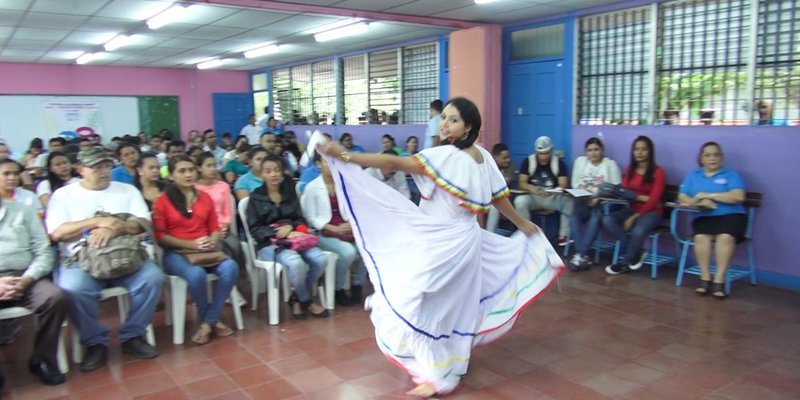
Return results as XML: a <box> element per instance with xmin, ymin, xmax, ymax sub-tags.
<box><xmin>405</xmin><ymin>382</ymin><xmax>436</xmax><ymax>398</ymax></box>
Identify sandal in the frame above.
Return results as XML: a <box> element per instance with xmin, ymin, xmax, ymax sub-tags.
<box><xmin>191</xmin><ymin>323</ymin><xmax>212</xmax><ymax>345</ymax></box>
<box><xmin>695</xmin><ymin>279</ymin><xmax>711</xmax><ymax>296</ymax></box>
<box><xmin>214</xmin><ymin>322</ymin><xmax>234</xmax><ymax>337</ymax></box>
<box><xmin>289</xmin><ymin>293</ymin><xmax>307</xmax><ymax>320</ymax></box>
<box><xmin>302</xmin><ymin>301</ymin><xmax>330</xmax><ymax>318</ymax></box>
<box><xmin>711</xmin><ymin>282</ymin><xmax>728</xmax><ymax>300</ymax></box>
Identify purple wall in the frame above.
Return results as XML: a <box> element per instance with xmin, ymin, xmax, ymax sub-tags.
<box><xmin>573</xmin><ymin>125</ymin><xmax>800</xmax><ymax>290</ymax></box>
<box><xmin>284</xmin><ymin>124</ymin><xmax>428</xmax><ymax>153</ymax></box>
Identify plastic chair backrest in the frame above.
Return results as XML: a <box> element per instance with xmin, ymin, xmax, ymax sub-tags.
<box><xmin>237</xmin><ymin>197</ymin><xmax>258</xmax><ymax>262</ymax></box>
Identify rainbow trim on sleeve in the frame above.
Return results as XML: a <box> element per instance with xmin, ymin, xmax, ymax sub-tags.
<box><xmin>412</xmin><ymin>153</ymin><xmax>495</xmax><ymax>214</ymax></box>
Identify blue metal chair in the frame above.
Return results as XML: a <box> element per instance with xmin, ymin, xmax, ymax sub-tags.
<box><xmin>670</xmin><ymin>191</ymin><xmax>761</xmax><ymax>294</ymax></box>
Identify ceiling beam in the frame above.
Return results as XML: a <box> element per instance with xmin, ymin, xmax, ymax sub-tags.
<box><xmin>190</xmin><ymin>0</ymin><xmax>482</xmax><ymax>29</ymax></box>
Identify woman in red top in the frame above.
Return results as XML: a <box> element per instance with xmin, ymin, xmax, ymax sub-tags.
<box><xmin>153</xmin><ymin>155</ymin><xmax>239</xmax><ymax>345</ymax></box>
<box><xmin>602</xmin><ymin>136</ymin><xmax>666</xmax><ymax>275</ymax></box>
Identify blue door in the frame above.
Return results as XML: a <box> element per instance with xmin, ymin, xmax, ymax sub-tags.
<box><xmin>503</xmin><ymin>60</ymin><xmax>568</xmax><ymax>169</ymax></box>
<box><xmin>213</xmin><ymin>93</ymin><xmax>254</xmax><ymax>142</ymax></box>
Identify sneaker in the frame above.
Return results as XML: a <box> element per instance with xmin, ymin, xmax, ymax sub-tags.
<box><xmin>121</xmin><ymin>337</ymin><xmax>158</xmax><ymax>359</ymax></box>
<box><xmin>605</xmin><ymin>262</ymin><xmax>630</xmax><ymax>275</ymax></box>
<box><xmin>629</xmin><ymin>252</ymin><xmax>648</xmax><ymax>271</ymax></box>
<box><xmin>571</xmin><ymin>255</ymin><xmax>592</xmax><ymax>271</ymax></box>
<box><xmin>558</xmin><ymin>236</ymin><xmax>573</xmax><ymax>247</ymax></box>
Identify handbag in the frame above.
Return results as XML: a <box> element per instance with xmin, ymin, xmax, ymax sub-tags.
<box><xmin>597</xmin><ymin>182</ymin><xmax>637</xmax><ymax>201</ymax></box>
<box><xmin>269</xmin><ymin>221</ymin><xmax>319</xmax><ymax>252</ymax></box>
<box><xmin>322</xmin><ymin>228</ymin><xmax>355</xmax><ymax>243</ymax></box>
<box><xmin>178</xmin><ymin>249</ymin><xmax>228</xmax><ymax>268</ymax></box>
<box><xmin>65</xmin><ymin>212</ymin><xmax>150</xmax><ymax>280</ymax></box>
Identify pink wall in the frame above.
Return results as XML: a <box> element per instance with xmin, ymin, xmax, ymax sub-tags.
<box><xmin>0</xmin><ymin>62</ymin><xmax>250</xmax><ymax>136</ymax></box>
<box><xmin>448</xmin><ymin>26</ymin><xmax>503</xmax><ymax>150</ymax></box>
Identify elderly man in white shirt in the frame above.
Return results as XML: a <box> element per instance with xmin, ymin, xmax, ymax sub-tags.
<box><xmin>365</xmin><ymin>150</ymin><xmax>410</xmax><ymax>199</ymax></box>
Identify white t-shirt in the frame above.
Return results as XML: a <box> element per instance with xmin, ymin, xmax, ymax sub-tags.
<box><xmin>35</xmin><ymin>177</ymin><xmax>80</xmax><ymax>198</ymax></box>
<box><xmin>46</xmin><ymin>181</ymin><xmax>150</xmax><ymax>256</ymax></box>
<box><xmin>240</xmin><ymin>124</ymin><xmax>261</xmax><ymax>145</ymax></box>
<box><xmin>366</xmin><ymin>167</ymin><xmax>410</xmax><ymax>199</ymax></box>
<box><xmin>570</xmin><ymin>156</ymin><xmax>622</xmax><ymax>193</ymax></box>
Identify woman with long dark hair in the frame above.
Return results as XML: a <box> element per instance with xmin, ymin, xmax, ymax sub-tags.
<box><xmin>602</xmin><ymin>135</ymin><xmax>666</xmax><ymax>275</ymax></box>
<box><xmin>245</xmin><ymin>154</ymin><xmax>329</xmax><ymax>319</ymax></box>
<box><xmin>36</xmin><ymin>151</ymin><xmax>79</xmax><ymax>209</ymax></box>
<box><xmin>133</xmin><ymin>153</ymin><xmax>164</xmax><ymax>210</ymax></box>
<box><xmin>153</xmin><ymin>155</ymin><xmax>239</xmax><ymax>345</ymax></box>
<box><xmin>316</xmin><ymin>97</ymin><xmax>562</xmax><ymax>397</ymax></box>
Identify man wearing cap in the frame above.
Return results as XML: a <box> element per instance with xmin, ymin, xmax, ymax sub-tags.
<box><xmin>45</xmin><ymin>147</ymin><xmax>164</xmax><ymax>373</ymax></box>
<box><xmin>508</xmin><ymin>136</ymin><xmax>572</xmax><ymax>240</ymax></box>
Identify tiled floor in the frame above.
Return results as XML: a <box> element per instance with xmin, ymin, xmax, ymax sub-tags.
<box><xmin>2</xmin><ymin>258</ymin><xmax>800</xmax><ymax>400</ymax></box>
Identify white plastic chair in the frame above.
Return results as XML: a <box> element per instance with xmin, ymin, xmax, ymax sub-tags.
<box><xmin>0</xmin><ymin>307</ymin><xmax>69</xmax><ymax>373</ymax></box>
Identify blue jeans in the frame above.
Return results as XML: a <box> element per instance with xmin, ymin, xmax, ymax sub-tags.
<box><xmin>163</xmin><ymin>251</ymin><xmax>239</xmax><ymax>326</ymax></box>
<box><xmin>57</xmin><ymin>260</ymin><xmax>164</xmax><ymax>346</ymax></box>
<box><xmin>407</xmin><ymin>175</ymin><xmax>421</xmax><ymax>205</ymax></box>
<box><xmin>318</xmin><ymin>235</ymin><xmax>367</xmax><ymax>290</ymax></box>
<box><xmin>602</xmin><ymin>208</ymin><xmax>663</xmax><ymax>264</ymax></box>
<box><xmin>569</xmin><ymin>201</ymin><xmax>603</xmax><ymax>255</ymax></box>
<box><xmin>258</xmin><ymin>245</ymin><xmax>327</xmax><ymax>303</ymax></box>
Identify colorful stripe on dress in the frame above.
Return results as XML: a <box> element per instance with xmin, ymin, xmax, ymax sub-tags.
<box><xmin>412</xmin><ymin>153</ymin><xmax>495</xmax><ymax>214</ymax></box>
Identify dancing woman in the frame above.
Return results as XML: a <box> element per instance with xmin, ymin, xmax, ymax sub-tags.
<box><xmin>317</xmin><ymin>97</ymin><xmax>563</xmax><ymax>397</ymax></box>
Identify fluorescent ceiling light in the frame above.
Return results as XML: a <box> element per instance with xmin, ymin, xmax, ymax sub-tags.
<box><xmin>475</xmin><ymin>0</ymin><xmax>502</xmax><ymax>3</ymax></box>
<box><xmin>104</xmin><ymin>34</ymin><xmax>137</xmax><ymax>51</ymax></box>
<box><xmin>306</xmin><ymin>18</ymin><xmax>362</xmax><ymax>35</ymax></box>
<box><xmin>147</xmin><ymin>4</ymin><xmax>192</xmax><ymax>30</ymax></box>
<box><xmin>197</xmin><ymin>58</ymin><xmax>223</xmax><ymax>69</ymax></box>
<box><xmin>244</xmin><ymin>44</ymin><xmax>280</xmax><ymax>59</ymax></box>
<box><xmin>75</xmin><ymin>52</ymin><xmax>102</xmax><ymax>65</ymax></box>
<box><xmin>314</xmin><ymin>22</ymin><xmax>369</xmax><ymax>43</ymax></box>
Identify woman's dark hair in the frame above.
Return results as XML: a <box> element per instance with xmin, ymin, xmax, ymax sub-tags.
<box><xmin>339</xmin><ymin>133</ymin><xmax>352</xmax><ymax>143</ymax></box>
<box><xmin>382</xmin><ymin>134</ymin><xmax>396</xmax><ymax>145</ymax></box>
<box><xmin>133</xmin><ymin>153</ymin><xmax>159</xmax><ymax>190</ymax></box>
<box><xmin>116</xmin><ymin>142</ymin><xmax>140</xmax><ymax>157</ymax></box>
<box><xmin>236</xmin><ymin>141</ymin><xmax>250</xmax><ymax>154</ymax></box>
<box><xmin>235</xmin><ymin>134</ymin><xmax>248</xmax><ymax>146</ymax></box>
<box><xmin>406</xmin><ymin>135</ymin><xmax>418</xmax><ymax>145</ymax></box>
<box><xmin>584</xmin><ymin>137</ymin><xmax>604</xmax><ymax>150</ymax></box>
<box><xmin>187</xmin><ymin>145</ymin><xmax>203</xmax><ymax>157</ymax></box>
<box><xmin>196</xmin><ymin>151</ymin><xmax>216</xmax><ymax>170</ymax></box>
<box><xmin>29</xmin><ymin>138</ymin><xmax>44</xmax><ymax>150</ymax></box>
<box><xmin>0</xmin><ymin>159</ymin><xmax>22</xmax><ymax>191</ymax></box>
<box><xmin>260</xmin><ymin>154</ymin><xmax>297</xmax><ymax>203</ymax></box>
<box><xmin>698</xmin><ymin>141</ymin><xmax>722</xmax><ymax>167</ymax></box>
<box><xmin>624</xmin><ymin>135</ymin><xmax>656</xmax><ymax>184</ymax></box>
<box><xmin>45</xmin><ymin>151</ymin><xmax>73</xmax><ymax>193</ymax></box>
<box><xmin>164</xmin><ymin>155</ymin><xmax>196</xmax><ymax>218</ymax></box>
<box><xmin>444</xmin><ymin>97</ymin><xmax>482</xmax><ymax>150</ymax></box>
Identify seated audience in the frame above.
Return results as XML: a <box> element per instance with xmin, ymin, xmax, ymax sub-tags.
<box><xmin>222</xmin><ymin>135</ymin><xmax>249</xmax><ymax>167</ymax></box>
<box><xmin>20</xmin><ymin>138</ymin><xmax>45</xmax><ymax>178</ymax></box>
<box><xmin>567</xmin><ymin>138</ymin><xmax>621</xmax><ymax>270</ymax></box>
<box><xmin>485</xmin><ymin>143</ymin><xmax>516</xmax><ymax>232</ymax></box>
<box><xmin>160</xmin><ymin>140</ymin><xmax>186</xmax><ymax>178</ymax></box>
<box><xmin>339</xmin><ymin>133</ymin><xmax>365</xmax><ymax>153</ymax></box>
<box><xmin>133</xmin><ymin>154</ymin><xmax>164</xmax><ymax>210</ymax></box>
<box><xmin>187</xmin><ymin>145</ymin><xmax>204</xmax><ymax>163</ymax></box>
<box><xmin>233</xmin><ymin>146</ymin><xmax>268</xmax><ymax>200</ymax></box>
<box><xmin>110</xmin><ymin>143</ymin><xmax>140</xmax><ymax>185</ymax></box>
<box><xmin>282</xmin><ymin>131</ymin><xmax>304</xmax><ymax>160</ymax></box>
<box><xmin>366</xmin><ymin>150</ymin><xmax>410</xmax><ymax>199</ymax></box>
<box><xmin>678</xmin><ymin>142</ymin><xmax>746</xmax><ymax>299</ymax></box>
<box><xmin>304</xmin><ymin>154</ymin><xmax>368</xmax><ymax>306</ymax></box>
<box><xmin>0</xmin><ymin>159</ymin><xmax>42</xmax><ymax>215</ymax></box>
<box><xmin>0</xmin><ymin>199</ymin><xmax>68</xmax><ymax>386</ymax></box>
<box><xmin>380</xmin><ymin>134</ymin><xmax>404</xmax><ymax>155</ymax></box>
<box><xmin>603</xmin><ymin>136</ymin><xmax>666</xmax><ymax>275</ymax></box>
<box><xmin>47</xmin><ymin>147</ymin><xmax>163</xmax><ymax>372</ymax></box>
<box><xmin>203</xmin><ymin>129</ymin><xmax>226</xmax><ymax>169</ymax></box>
<box><xmin>246</xmin><ymin>155</ymin><xmax>329</xmax><ymax>319</ymax></box>
<box><xmin>154</xmin><ymin>155</ymin><xmax>238</xmax><ymax>344</ymax></box>
<box><xmin>223</xmin><ymin>142</ymin><xmax>250</xmax><ymax>185</ymax></box>
<box><xmin>221</xmin><ymin>132</ymin><xmax>233</xmax><ymax>151</ymax></box>
<box><xmin>36</xmin><ymin>151</ymin><xmax>79</xmax><ymax>210</ymax></box>
<box><xmin>195</xmin><ymin>152</ymin><xmax>244</xmax><ymax>268</ymax></box>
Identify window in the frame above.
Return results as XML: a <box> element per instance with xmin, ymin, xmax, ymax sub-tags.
<box><xmin>271</xmin><ymin>68</ymin><xmax>291</xmax><ymax>122</ymax></box>
<box><xmin>657</xmin><ymin>0</ymin><xmax>751</xmax><ymax>124</ymax></box>
<box><xmin>402</xmin><ymin>43</ymin><xmax>438</xmax><ymax>124</ymax></box>
<box><xmin>290</xmin><ymin>64</ymin><xmax>312</xmax><ymax>124</ymax></box>
<box><xmin>312</xmin><ymin>60</ymin><xmax>336</xmax><ymax>124</ymax></box>
<box><xmin>251</xmin><ymin>73</ymin><xmax>269</xmax><ymax>120</ymax></box>
<box><xmin>755</xmin><ymin>0</ymin><xmax>800</xmax><ymax>124</ymax></box>
<box><xmin>343</xmin><ymin>54</ymin><xmax>368</xmax><ymax>125</ymax></box>
<box><xmin>577</xmin><ymin>8</ymin><xmax>651</xmax><ymax>124</ymax></box>
<box><xmin>369</xmin><ymin>49</ymin><xmax>401</xmax><ymax>124</ymax></box>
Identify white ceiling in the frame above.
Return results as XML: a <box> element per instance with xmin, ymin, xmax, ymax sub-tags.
<box><xmin>0</xmin><ymin>0</ymin><xmax>621</xmax><ymax>70</ymax></box>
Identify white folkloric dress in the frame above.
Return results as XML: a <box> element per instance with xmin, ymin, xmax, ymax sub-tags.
<box><xmin>326</xmin><ymin>143</ymin><xmax>563</xmax><ymax>394</ymax></box>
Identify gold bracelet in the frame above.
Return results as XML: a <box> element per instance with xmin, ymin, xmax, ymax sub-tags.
<box><xmin>339</xmin><ymin>151</ymin><xmax>352</xmax><ymax>163</ymax></box>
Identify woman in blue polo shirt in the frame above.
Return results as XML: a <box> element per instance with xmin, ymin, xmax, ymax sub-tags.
<box><xmin>677</xmin><ymin>142</ymin><xmax>746</xmax><ymax>299</ymax></box>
